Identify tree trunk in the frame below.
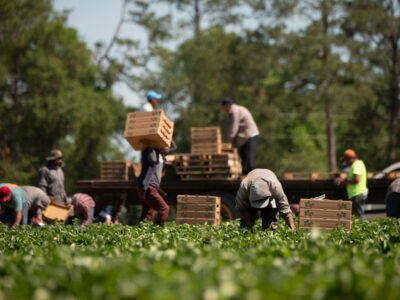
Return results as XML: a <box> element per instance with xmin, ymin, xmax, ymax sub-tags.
<box><xmin>322</xmin><ymin>3</ymin><xmax>337</xmax><ymax>172</ymax></box>
<box><xmin>388</xmin><ymin>36</ymin><xmax>399</xmax><ymax>163</ymax></box>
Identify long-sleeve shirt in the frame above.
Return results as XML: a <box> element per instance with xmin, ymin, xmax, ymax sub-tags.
<box><xmin>235</xmin><ymin>169</ymin><xmax>292</xmax><ymax>217</ymax></box>
<box><xmin>22</xmin><ymin>186</ymin><xmax>50</xmax><ymax>210</ymax></box>
<box><xmin>73</xmin><ymin>193</ymin><xmax>95</xmax><ymax>227</ymax></box>
<box><xmin>0</xmin><ymin>183</ymin><xmax>27</xmax><ymax>211</ymax></box>
<box><xmin>38</xmin><ymin>165</ymin><xmax>67</xmax><ymax>205</ymax></box>
<box><xmin>227</xmin><ymin>104</ymin><xmax>259</xmax><ymax>147</ymax></box>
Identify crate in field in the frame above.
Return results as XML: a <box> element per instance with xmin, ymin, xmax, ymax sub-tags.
<box><xmin>124</xmin><ymin>109</ymin><xmax>174</xmax><ymax>151</ymax></box>
<box><xmin>100</xmin><ymin>161</ymin><xmax>136</xmax><ymax>180</ymax></box>
<box><xmin>299</xmin><ymin>198</ymin><xmax>352</xmax><ymax>231</ymax></box>
<box><xmin>173</xmin><ymin>153</ymin><xmax>242</xmax><ymax>181</ymax></box>
<box><xmin>190</xmin><ymin>127</ymin><xmax>222</xmax><ymax>154</ymax></box>
<box><xmin>176</xmin><ymin>195</ymin><xmax>221</xmax><ymax>225</ymax></box>
<box><xmin>42</xmin><ymin>202</ymin><xmax>73</xmax><ymax>223</ymax></box>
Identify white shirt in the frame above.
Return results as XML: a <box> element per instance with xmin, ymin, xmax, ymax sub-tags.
<box><xmin>141</xmin><ymin>102</ymin><xmax>153</xmax><ymax>112</ymax></box>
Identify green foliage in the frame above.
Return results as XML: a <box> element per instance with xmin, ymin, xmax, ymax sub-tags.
<box><xmin>0</xmin><ymin>0</ymin><xmax>127</xmax><ymax>192</ymax></box>
<box><xmin>0</xmin><ymin>218</ymin><xmax>400</xmax><ymax>299</ymax></box>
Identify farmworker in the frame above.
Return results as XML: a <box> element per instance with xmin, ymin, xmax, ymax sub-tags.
<box><xmin>235</xmin><ymin>169</ymin><xmax>295</xmax><ymax>231</ymax></box>
<box><xmin>142</xmin><ymin>90</ymin><xmax>162</xmax><ymax>112</ymax></box>
<box><xmin>385</xmin><ymin>178</ymin><xmax>400</xmax><ymax>218</ymax></box>
<box><xmin>67</xmin><ymin>193</ymin><xmax>96</xmax><ymax>227</ymax></box>
<box><xmin>221</xmin><ymin>97</ymin><xmax>259</xmax><ymax>175</ymax></box>
<box><xmin>38</xmin><ymin>149</ymin><xmax>68</xmax><ymax>205</ymax></box>
<box><xmin>22</xmin><ymin>186</ymin><xmax>50</xmax><ymax>225</ymax></box>
<box><xmin>96</xmin><ymin>204</ymin><xmax>122</xmax><ymax>225</ymax></box>
<box><xmin>137</xmin><ymin>140</ymin><xmax>176</xmax><ymax>226</ymax></box>
<box><xmin>334</xmin><ymin>149</ymin><xmax>368</xmax><ymax>219</ymax></box>
<box><xmin>0</xmin><ymin>183</ymin><xmax>29</xmax><ymax>226</ymax></box>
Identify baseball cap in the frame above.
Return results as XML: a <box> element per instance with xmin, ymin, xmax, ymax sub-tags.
<box><xmin>46</xmin><ymin>149</ymin><xmax>63</xmax><ymax>161</ymax></box>
<box><xmin>249</xmin><ymin>179</ymin><xmax>272</xmax><ymax>208</ymax></box>
<box><xmin>0</xmin><ymin>186</ymin><xmax>11</xmax><ymax>202</ymax></box>
<box><xmin>221</xmin><ymin>97</ymin><xmax>233</xmax><ymax>106</ymax></box>
<box><xmin>147</xmin><ymin>91</ymin><xmax>162</xmax><ymax>101</ymax></box>
<box><xmin>341</xmin><ymin>149</ymin><xmax>357</xmax><ymax>160</ymax></box>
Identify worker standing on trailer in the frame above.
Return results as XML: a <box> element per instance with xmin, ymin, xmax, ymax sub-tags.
<box><xmin>335</xmin><ymin>149</ymin><xmax>368</xmax><ymax>219</ymax></box>
<box><xmin>38</xmin><ymin>149</ymin><xmax>68</xmax><ymax>205</ymax></box>
<box><xmin>0</xmin><ymin>183</ymin><xmax>29</xmax><ymax>226</ymax></box>
<box><xmin>137</xmin><ymin>140</ymin><xmax>176</xmax><ymax>226</ymax></box>
<box><xmin>235</xmin><ymin>169</ymin><xmax>295</xmax><ymax>231</ymax></box>
<box><xmin>142</xmin><ymin>90</ymin><xmax>162</xmax><ymax>112</ymax></box>
<box><xmin>22</xmin><ymin>186</ymin><xmax>50</xmax><ymax>225</ymax></box>
<box><xmin>221</xmin><ymin>97</ymin><xmax>259</xmax><ymax>175</ymax></box>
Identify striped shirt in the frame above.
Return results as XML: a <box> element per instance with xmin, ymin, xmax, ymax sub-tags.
<box><xmin>73</xmin><ymin>193</ymin><xmax>95</xmax><ymax>226</ymax></box>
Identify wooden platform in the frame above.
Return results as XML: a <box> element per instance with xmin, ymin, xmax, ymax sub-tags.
<box><xmin>299</xmin><ymin>198</ymin><xmax>352</xmax><ymax>231</ymax></box>
<box><xmin>176</xmin><ymin>195</ymin><xmax>221</xmax><ymax>225</ymax></box>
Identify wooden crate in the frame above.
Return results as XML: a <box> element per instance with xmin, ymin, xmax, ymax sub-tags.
<box><xmin>299</xmin><ymin>198</ymin><xmax>352</xmax><ymax>231</ymax></box>
<box><xmin>124</xmin><ymin>109</ymin><xmax>174</xmax><ymax>151</ymax></box>
<box><xmin>190</xmin><ymin>127</ymin><xmax>222</xmax><ymax>154</ymax></box>
<box><xmin>100</xmin><ymin>161</ymin><xmax>135</xmax><ymax>180</ymax></box>
<box><xmin>173</xmin><ymin>153</ymin><xmax>242</xmax><ymax>181</ymax></box>
<box><xmin>42</xmin><ymin>202</ymin><xmax>73</xmax><ymax>223</ymax></box>
<box><xmin>176</xmin><ymin>195</ymin><xmax>221</xmax><ymax>225</ymax></box>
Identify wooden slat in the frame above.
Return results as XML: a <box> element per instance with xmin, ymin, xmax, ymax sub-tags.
<box><xmin>299</xmin><ymin>217</ymin><xmax>351</xmax><ymax>230</ymax></box>
<box><xmin>177</xmin><ymin>195</ymin><xmax>220</xmax><ymax>204</ymax></box>
<box><xmin>299</xmin><ymin>208</ymin><xmax>352</xmax><ymax>219</ymax></box>
<box><xmin>299</xmin><ymin>199</ymin><xmax>352</xmax><ymax>211</ymax></box>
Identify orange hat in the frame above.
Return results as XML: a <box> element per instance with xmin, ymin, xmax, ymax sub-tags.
<box><xmin>341</xmin><ymin>149</ymin><xmax>357</xmax><ymax>160</ymax></box>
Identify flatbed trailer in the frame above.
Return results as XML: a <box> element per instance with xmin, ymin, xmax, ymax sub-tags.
<box><xmin>77</xmin><ymin>166</ymin><xmax>391</xmax><ymax>220</ymax></box>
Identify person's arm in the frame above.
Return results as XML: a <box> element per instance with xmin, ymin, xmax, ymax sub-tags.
<box><xmin>38</xmin><ymin>168</ymin><xmax>49</xmax><ymax>193</ymax></box>
<box><xmin>335</xmin><ymin>174</ymin><xmax>360</xmax><ymax>186</ymax></box>
<box><xmin>81</xmin><ymin>205</ymin><xmax>90</xmax><ymax>227</ymax></box>
<box><xmin>13</xmin><ymin>210</ymin><xmax>22</xmax><ymax>226</ymax></box>
<box><xmin>270</xmin><ymin>181</ymin><xmax>295</xmax><ymax>231</ymax></box>
<box><xmin>227</xmin><ymin>106</ymin><xmax>240</xmax><ymax>143</ymax></box>
<box><xmin>239</xmin><ymin>209</ymin><xmax>254</xmax><ymax>232</ymax></box>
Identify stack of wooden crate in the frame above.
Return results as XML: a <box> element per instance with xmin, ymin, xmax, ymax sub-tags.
<box><xmin>190</xmin><ymin>127</ymin><xmax>222</xmax><ymax>154</ymax></box>
<box><xmin>100</xmin><ymin>161</ymin><xmax>141</xmax><ymax>180</ymax></box>
<box><xmin>175</xmin><ymin>195</ymin><xmax>221</xmax><ymax>225</ymax></box>
<box><xmin>174</xmin><ymin>152</ymin><xmax>242</xmax><ymax>180</ymax></box>
<box><xmin>124</xmin><ymin>109</ymin><xmax>174</xmax><ymax>151</ymax></box>
<box><xmin>298</xmin><ymin>198</ymin><xmax>352</xmax><ymax>231</ymax></box>
<box><xmin>172</xmin><ymin>126</ymin><xmax>242</xmax><ymax>181</ymax></box>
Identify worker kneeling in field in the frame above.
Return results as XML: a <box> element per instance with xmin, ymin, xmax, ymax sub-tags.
<box><xmin>0</xmin><ymin>183</ymin><xmax>29</xmax><ymax>226</ymax></box>
<box><xmin>235</xmin><ymin>169</ymin><xmax>295</xmax><ymax>231</ymax></box>
<box><xmin>22</xmin><ymin>186</ymin><xmax>50</xmax><ymax>226</ymax></box>
<box><xmin>137</xmin><ymin>140</ymin><xmax>176</xmax><ymax>226</ymax></box>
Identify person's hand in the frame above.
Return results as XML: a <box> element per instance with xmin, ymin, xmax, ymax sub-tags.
<box><xmin>334</xmin><ymin>177</ymin><xmax>344</xmax><ymax>186</ymax></box>
<box><xmin>159</xmin><ymin>146</ymin><xmax>169</xmax><ymax>153</ymax></box>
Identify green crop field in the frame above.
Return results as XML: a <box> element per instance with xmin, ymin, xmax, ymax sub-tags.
<box><xmin>0</xmin><ymin>217</ymin><xmax>400</xmax><ymax>300</ymax></box>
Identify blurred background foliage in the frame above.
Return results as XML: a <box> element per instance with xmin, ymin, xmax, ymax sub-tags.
<box><xmin>1</xmin><ymin>0</ymin><xmax>400</xmax><ymax>194</ymax></box>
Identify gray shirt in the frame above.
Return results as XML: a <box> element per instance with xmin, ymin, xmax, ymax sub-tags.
<box><xmin>235</xmin><ymin>169</ymin><xmax>292</xmax><ymax>216</ymax></box>
<box><xmin>38</xmin><ymin>165</ymin><xmax>67</xmax><ymax>205</ymax></box>
<box><xmin>227</xmin><ymin>104</ymin><xmax>259</xmax><ymax>147</ymax></box>
<box><xmin>388</xmin><ymin>178</ymin><xmax>400</xmax><ymax>194</ymax></box>
<box><xmin>22</xmin><ymin>186</ymin><xmax>51</xmax><ymax>209</ymax></box>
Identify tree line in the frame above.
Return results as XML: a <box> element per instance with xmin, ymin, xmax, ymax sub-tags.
<box><xmin>0</xmin><ymin>0</ymin><xmax>399</xmax><ymax>194</ymax></box>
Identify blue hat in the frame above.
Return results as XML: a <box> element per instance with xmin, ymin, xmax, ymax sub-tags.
<box><xmin>147</xmin><ymin>91</ymin><xmax>162</xmax><ymax>101</ymax></box>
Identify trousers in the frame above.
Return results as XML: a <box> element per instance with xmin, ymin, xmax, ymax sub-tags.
<box><xmin>137</xmin><ymin>185</ymin><xmax>169</xmax><ymax>226</ymax></box>
<box><xmin>240</xmin><ymin>136</ymin><xmax>257</xmax><ymax>175</ymax></box>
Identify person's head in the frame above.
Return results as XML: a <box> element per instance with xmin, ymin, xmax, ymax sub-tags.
<box><xmin>147</xmin><ymin>91</ymin><xmax>162</xmax><ymax>108</ymax></box>
<box><xmin>221</xmin><ymin>97</ymin><xmax>233</xmax><ymax>113</ymax></box>
<box><xmin>341</xmin><ymin>149</ymin><xmax>357</xmax><ymax>166</ymax></box>
<box><xmin>46</xmin><ymin>149</ymin><xmax>63</xmax><ymax>167</ymax></box>
<box><xmin>249</xmin><ymin>179</ymin><xmax>272</xmax><ymax>209</ymax></box>
<box><xmin>0</xmin><ymin>186</ymin><xmax>11</xmax><ymax>203</ymax></box>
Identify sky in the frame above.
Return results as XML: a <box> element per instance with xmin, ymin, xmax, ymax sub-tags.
<box><xmin>53</xmin><ymin>0</ymin><xmax>144</xmax><ymax>108</ymax></box>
